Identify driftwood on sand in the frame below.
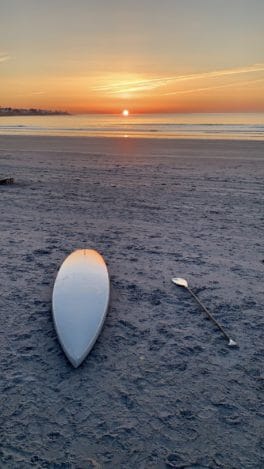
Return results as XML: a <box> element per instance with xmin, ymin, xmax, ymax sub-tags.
<box><xmin>0</xmin><ymin>178</ymin><xmax>14</xmax><ymax>185</ymax></box>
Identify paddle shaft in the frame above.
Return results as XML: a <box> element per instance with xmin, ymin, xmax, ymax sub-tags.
<box><xmin>187</xmin><ymin>286</ymin><xmax>231</xmax><ymax>342</ymax></box>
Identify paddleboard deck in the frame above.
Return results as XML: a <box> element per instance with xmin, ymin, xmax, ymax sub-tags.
<box><xmin>52</xmin><ymin>249</ymin><xmax>110</xmax><ymax>367</ymax></box>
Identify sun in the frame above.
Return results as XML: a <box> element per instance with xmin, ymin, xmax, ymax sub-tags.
<box><xmin>122</xmin><ymin>109</ymin><xmax>129</xmax><ymax>116</ymax></box>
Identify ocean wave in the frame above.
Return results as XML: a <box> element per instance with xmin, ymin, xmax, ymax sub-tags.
<box><xmin>0</xmin><ymin>114</ymin><xmax>264</xmax><ymax>140</ymax></box>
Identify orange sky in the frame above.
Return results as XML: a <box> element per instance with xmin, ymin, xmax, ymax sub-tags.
<box><xmin>1</xmin><ymin>1</ymin><xmax>264</xmax><ymax>113</ymax></box>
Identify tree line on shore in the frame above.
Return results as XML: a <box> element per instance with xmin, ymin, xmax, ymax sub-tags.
<box><xmin>0</xmin><ymin>107</ymin><xmax>69</xmax><ymax>116</ymax></box>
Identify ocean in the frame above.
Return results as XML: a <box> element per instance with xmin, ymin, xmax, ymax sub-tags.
<box><xmin>0</xmin><ymin>113</ymin><xmax>264</xmax><ymax>140</ymax></box>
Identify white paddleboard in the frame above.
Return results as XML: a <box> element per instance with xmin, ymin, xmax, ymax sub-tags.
<box><xmin>52</xmin><ymin>249</ymin><xmax>110</xmax><ymax>367</ymax></box>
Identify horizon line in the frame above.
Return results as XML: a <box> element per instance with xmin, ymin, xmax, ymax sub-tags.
<box><xmin>1</xmin><ymin>106</ymin><xmax>264</xmax><ymax>115</ymax></box>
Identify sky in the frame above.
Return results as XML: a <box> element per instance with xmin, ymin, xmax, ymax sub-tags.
<box><xmin>1</xmin><ymin>0</ymin><xmax>264</xmax><ymax>113</ymax></box>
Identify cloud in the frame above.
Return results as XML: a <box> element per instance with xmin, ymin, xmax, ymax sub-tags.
<box><xmin>164</xmin><ymin>63</ymin><xmax>264</xmax><ymax>86</ymax></box>
<box><xmin>0</xmin><ymin>53</ymin><xmax>11</xmax><ymax>64</ymax></box>
<box><xmin>93</xmin><ymin>63</ymin><xmax>264</xmax><ymax>96</ymax></box>
<box><xmin>93</xmin><ymin>77</ymin><xmax>165</xmax><ymax>94</ymax></box>
<box><xmin>162</xmin><ymin>78</ymin><xmax>264</xmax><ymax>96</ymax></box>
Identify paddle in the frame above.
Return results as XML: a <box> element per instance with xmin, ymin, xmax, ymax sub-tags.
<box><xmin>171</xmin><ymin>277</ymin><xmax>238</xmax><ymax>347</ymax></box>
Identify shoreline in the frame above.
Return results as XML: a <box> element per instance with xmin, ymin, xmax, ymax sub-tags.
<box><xmin>0</xmin><ymin>134</ymin><xmax>263</xmax><ymax>161</ymax></box>
<box><xmin>0</xmin><ymin>132</ymin><xmax>264</xmax><ymax>142</ymax></box>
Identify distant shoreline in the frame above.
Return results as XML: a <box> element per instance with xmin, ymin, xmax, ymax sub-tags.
<box><xmin>0</xmin><ymin>107</ymin><xmax>70</xmax><ymax>116</ymax></box>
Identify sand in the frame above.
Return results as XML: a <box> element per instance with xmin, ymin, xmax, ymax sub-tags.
<box><xmin>0</xmin><ymin>135</ymin><xmax>263</xmax><ymax>468</ymax></box>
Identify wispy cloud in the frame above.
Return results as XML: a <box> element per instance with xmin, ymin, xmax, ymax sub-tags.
<box><xmin>31</xmin><ymin>91</ymin><xmax>45</xmax><ymax>95</ymax></box>
<box><xmin>0</xmin><ymin>53</ymin><xmax>11</xmax><ymax>64</ymax></box>
<box><xmin>164</xmin><ymin>63</ymin><xmax>264</xmax><ymax>85</ymax></box>
<box><xmin>162</xmin><ymin>78</ymin><xmax>264</xmax><ymax>96</ymax></box>
<box><xmin>93</xmin><ymin>64</ymin><xmax>264</xmax><ymax>96</ymax></box>
<box><xmin>93</xmin><ymin>77</ymin><xmax>165</xmax><ymax>94</ymax></box>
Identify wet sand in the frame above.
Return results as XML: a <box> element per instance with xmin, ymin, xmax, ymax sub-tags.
<box><xmin>0</xmin><ymin>135</ymin><xmax>263</xmax><ymax>468</ymax></box>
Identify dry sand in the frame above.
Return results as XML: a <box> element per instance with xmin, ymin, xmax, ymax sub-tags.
<box><xmin>0</xmin><ymin>135</ymin><xmax>263</xmax><ymax>468</ymax></box>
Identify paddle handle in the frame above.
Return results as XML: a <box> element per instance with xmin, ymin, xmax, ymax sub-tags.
<box><xmin>187</xmin><ymin>287</ymin><xmax>232</xmax><ymax>343</ymax></box>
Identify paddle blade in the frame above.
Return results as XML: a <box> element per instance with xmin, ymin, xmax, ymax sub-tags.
<box><xmin>228</xmin><ymin>339</ymin><xmax>238</xmax><ymax>347</ymax></box>
<box><xmin>172</xmin><ymin>277</ymin><xmax>188</xmax><ymax>288</ymax></box>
